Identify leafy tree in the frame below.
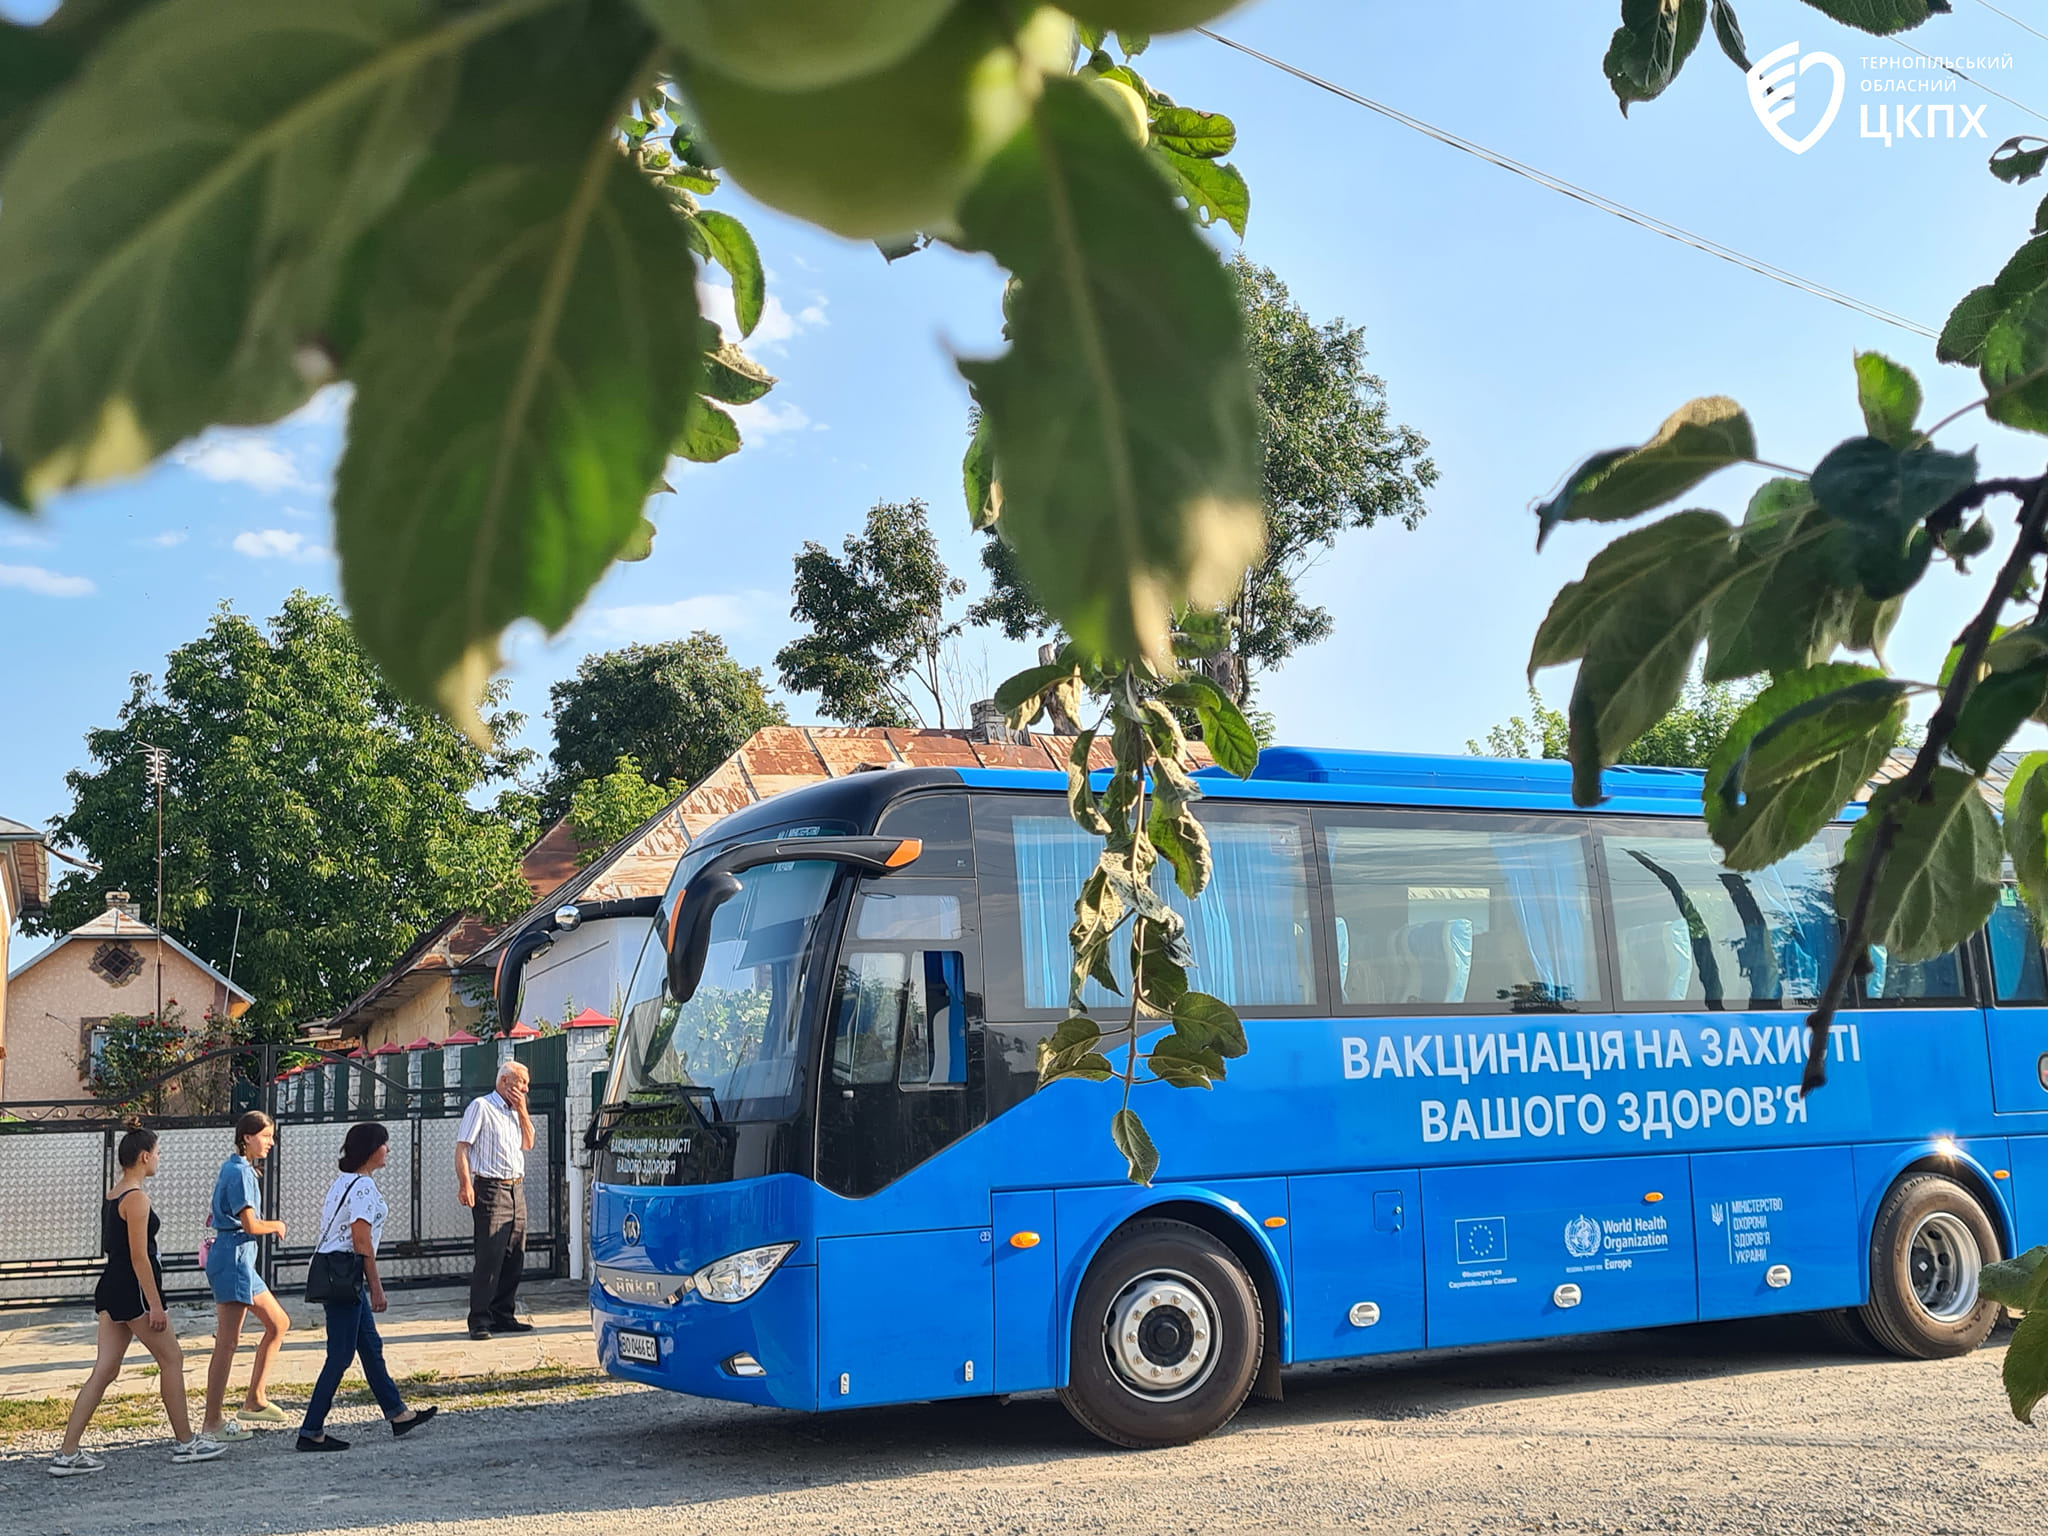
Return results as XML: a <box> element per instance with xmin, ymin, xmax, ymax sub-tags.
<box><xmin>544</xmin><ymin>632</ymin><xmax>784</xmax><ymax>815</ymax></box>
<box><xmin>972</xmin><ymin>253</ymin><xmax>1435</xmax><ymax>705</ymax></box>
<box><xmin>1470</xmin><ymin>676</ymin><xmax>1757</xmax><ymax>769</ymax></box>
<box><xmin>33</xmin><ymin>593</ymin><xmax>539</xmax><ymax>1033</ymax></box>
<box><xmin>88</xmin><ymin>1010</ymin><xmax>189</xmax><ymax>1115</ymax></box>
<box><xmin>777</xmin><ymin>499</ymin><xmax>968</xmax><ymax>727</ymax></box>
<box><xmin>567</xmin><ymin>754</ymin><xmax>685</xmax><ymax>863</ymax></box>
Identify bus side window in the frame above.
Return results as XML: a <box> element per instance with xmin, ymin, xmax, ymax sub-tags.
<box><xmin>1990</xmin><ymin>885</ymin><xmax>2047</xmax><ymax>1003</ymax></box>
<box><xmin>1319</xmin><ymin>813</ymin><xmax>1599</xmax><ymax>1012</ymax></box>
<box><xmin>832</xmin><ymin>953</ymin><xmax>909</xmax><ymax>1084</ymax></box>
<box><xmin>899</xmin><ymin>951</ymin><xmax>968</xmax><ymax>1087</ymax></box>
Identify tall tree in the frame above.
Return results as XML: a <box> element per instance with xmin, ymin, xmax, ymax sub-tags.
<box><xmin>545</xmin><ymin>631</ymin><xmax>784</xmax><ymax>816</ymax></box>
<box><xmin>567</xmin><ymin>755</ymin><xmax>686</xmax><ymax>865</ymax></box>
<box><xmin>777</xmin><ymin>499</ymin><xmax>967</xmax><ymax>727</ymax></box>
<box><xmin>970</xmin><ymin>253</ymin><xmax>1436</xmax><ymax>706</ymax></box>
<box><xmin>1470</xmin><ymin>676</ymin><xmax>1758</xmax><ymax>769</ymax></box>
<box><xmin>33</xmin><ymin>593</ymin><xmax>538</xmax><ymax>1034</ymax></box>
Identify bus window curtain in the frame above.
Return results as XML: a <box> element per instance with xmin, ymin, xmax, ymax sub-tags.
<box><xmin>1012</xmin><ymin>814</ymin><xmax>1310</xmax><ymax>1009</ymax></box>
<box><xmin>1490</xmin><ymin>832</ymin><xmax>1593</xmax><ymax>1005</ymax></box>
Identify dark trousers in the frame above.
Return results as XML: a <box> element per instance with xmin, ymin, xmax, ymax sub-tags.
<box><xmin>301</xmin><ymin>1291</ymin><xmax>405</xmax><ymax>1437</ymax></box>
<box><xmin>468</xmin><ymin>1176</ymin><xmax>526</xmax><ymax>1330</ymax></box>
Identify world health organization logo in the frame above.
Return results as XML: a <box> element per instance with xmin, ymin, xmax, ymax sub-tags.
<box><xmin>1563</xmin><ymin>1214</ymin><xmax>1602</xmax><ymax>1260</ymax></box>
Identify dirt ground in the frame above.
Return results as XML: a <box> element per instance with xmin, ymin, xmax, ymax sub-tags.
<box><xmin>4</xmin><ymin>1310</ymin><xmax>2043</xmax><ymax>1536</ymax></box>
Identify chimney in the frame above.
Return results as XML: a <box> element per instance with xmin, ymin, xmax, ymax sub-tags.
<box><xmin>968</xmin><ymin>699</ymin><xmax>1015</xmax><ymax>744</ymax></box>
<box><xmin>106</xmin><ymin>890</ymin><xmax>142</xmax><ymax>922</ymax></box>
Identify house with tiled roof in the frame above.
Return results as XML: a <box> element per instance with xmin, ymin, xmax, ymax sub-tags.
<box><xmin>2</xmin><ymin>891</ymin><xmax>253</xmax><ymax>1107</ymax></box>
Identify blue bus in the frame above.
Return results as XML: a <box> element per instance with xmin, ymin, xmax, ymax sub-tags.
<box><xmin>559</xmin><ymin>749</ymin><xmax>2048</xmax><ymax>1447</ymax></box>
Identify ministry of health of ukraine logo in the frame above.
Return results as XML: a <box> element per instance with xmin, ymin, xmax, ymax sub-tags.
<box><xmin>1563</xmin><ymin>1213</ymin><xmax>1602</xmax><ymax>1260</ymax></box>
<box><xmin>1747</xmin><ymin>41</ymin><xmax>1846</xmax><ymax>154</ymax></box>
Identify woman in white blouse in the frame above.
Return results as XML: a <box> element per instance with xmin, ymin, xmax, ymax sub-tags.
<box><xmin>297</xmin><ymin>1123</ymin><xmax>436</xmax><ymax>1451</ymax></box>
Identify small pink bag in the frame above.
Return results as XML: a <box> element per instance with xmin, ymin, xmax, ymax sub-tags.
<box><xmin>197</xmin><ymin>1234</ymin><xmax>213</xmax><ymax>1269</ymax></box>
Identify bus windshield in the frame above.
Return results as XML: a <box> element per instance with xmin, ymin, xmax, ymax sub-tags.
<box><xmin>614</xmin><ymin>858</ymin><xmax>837</xmax><ymax>1123</ymax></box>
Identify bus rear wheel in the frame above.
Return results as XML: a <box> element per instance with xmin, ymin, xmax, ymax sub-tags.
<box><xmin>1057</xmin><ymin>1218</ymin><xmax>1263</xmax><ymax>1449</ymax></box>
<box><xmin>1857</xmin><ymin>1174</ymin><xmax>2002</xmax><ymax>1360</ymax></box>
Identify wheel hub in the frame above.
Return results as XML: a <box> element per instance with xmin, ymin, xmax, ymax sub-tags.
<box><xmin>1906</xmin><ymin>1210</ymin><xmax>1982</xmax><ymax>1323</ymax></box>
<box><xmin>1106</xmin><ymin>1269</ymin><xmax>1217</xmax><ymax>1401</ymax></box>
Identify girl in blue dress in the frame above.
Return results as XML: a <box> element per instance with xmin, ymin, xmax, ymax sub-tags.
<box><xmin>200</xmin><ymin>1111</ymin><xmax>291</xmax><ymax>1439</ymax></box>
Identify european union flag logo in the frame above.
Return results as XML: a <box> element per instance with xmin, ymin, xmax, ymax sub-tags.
<box><xmin>1455</xmin><ymin>1216</ymin><xmax>1508</xmax><ymax>1265</ymax></box>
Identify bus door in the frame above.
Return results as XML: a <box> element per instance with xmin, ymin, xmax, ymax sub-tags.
<box><xmin>814</xmin><ymin>873</ymin><xmax>992</xmax><ymax>1405</ymax></box>
<box><xmin>1981</xmin><ymin>887</ymin><xmax>2048</xmax><ymax>1247</ymax></box>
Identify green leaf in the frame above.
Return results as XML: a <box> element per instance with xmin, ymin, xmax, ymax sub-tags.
<box><xmin>1148</xmin><ymin>1031</ymin><xmax>1225</xmax><ymax>1088</ymax></box>
<box><xmin>2003</xmin><ymin>1306</ymin><xmax>2048</xmax><ymax>1425</ymax></box>
<box><xmin>995</xmin><ymin>661</ymin><xmax>1070</xmax><ymax>726</ymax></box>
<box><xmin>687</xmin><ymin>208</ymin><xmax>763</xmax><ymax>338</ymax></box>
<box><xmin>1937</xmin><ymin>285</ymin><xmax>2001</xmax><ymax>367</ymax></box>
<box><xmin>336</xmin><ymin>92</ymin><xmax>699</xmax><ymax>736</ymax></box>
<box><xmin>1952</xmin><ymin>660</ymin><xmax>2048</xmax><ymax>772</ymax></box>
<box><xmin>1131</xmin><ymin>915</ymin><xmax>1190</xmax><ymax>1015</ymax></box>
<box><xmin>1703</xmin><ymin>479</ymin><xmax>1864</xmax><ymax>683</ymax></box>
<box><xmin>1853</xmin><ymin>353</ymin><xmax>1922</xmax><ymax>448</ymax></box>
<box><xmin>1150</xmin><ymin>106</ymin><xmax>1234</xmax><ymax>158</ymax></box>
<box><xmin>1158</xmin><ymin>673</ymin><xmax>1258</xmax><ymax>777</ymax></box>
<box><xmin>957</xmin><ymin>79</ymin><xmax>1264</xmax><ymax>671</ymax></box>
<box><xmin>1534</xmin><ymin>397</ymin><xmax>1755</xmax><ymax>546</ymax></box>
<box><xmin>1706</xmin><ymin>663</ymin><xmax>1904</xmax><ymax>870</ymax></box>
<box><xmin>1603</xmin><ymin>0</ymin><xmax>1706</xmax><ymax>114</ymax></box>
<box><xmin>1110</xmin><ymin>1106</ymin><xmax>1159</xmax><ymax>1185</ymax></box>
<box><xmin>1845</xmin><ymin>590</ymin><xmax>1903</xmax><ymax>663</ymax></box>
<box><xmin>1534</xmin><ymin>509</ymin><xmax>1733</xmax><ymax>673</ymax></box>
<box><xmin>699</xmin><ymin>337</ymin><xmax>774</xmax><ymax>405</ymax></box>
<box><xmin>1148</xmin><ymin>798</ymin><xmax>1211</xmax><ymax>899</ymax></box>
<box><xmin>1172</xmin><ymin>607</ymin><xmax>1229</xmax><ymax>659</ymax></box>
<box><xmin>1734</xmin><ymin>678</ymin><xmax>1914</xmax><ymax>793</ymax></box>
<box><xmin>1044</xmin><ymin>1051</ymin><xmax>1116</xmax><ymax>1084</ymax></box>
<box><xmin>1149</xmin><ymin>144</ymin><xmax>1250</xmax><ymax>237</ymax></box>
<box><xmin>0</xmin><ymin>0</ymin><xmax>470</xmax><ymax>502</ymax></box>
<box><xmin>1173</xmin><ymin>991</ymin><xmax>1248</xmax><ymax>1058</ymax></box>
<box><xmin>1811</xmin><ymin>438</ymin><xmax>1977</xmax><ymax>599</ymax></box>
<box><xmin>963</xmin><ymin>411</ymin><xmax>1000</xmax><ymax>530</ymax></box>
<box><xmin>1</xmin><ymin>2</ymin><xmax>158</xmax><ymax>170</ymax></box>
<box><xmin>1116</xmin><ymin>28</ymin><xmax>1149</xmax><ymax>56</ymax></box>
<box><xmin>1982</xmin><ymin>1244</ymin><xmax>2048</xmax><ymax>1311</ymax></box>
<box><xmin>1066</xmin><ymin>730</ymin><xmax>1111</xmax><ymax>835</ymax></box>
<box><xmin>1837</xmin><ymin>766</ymin><xmax>2002</xmax><ymax>963</ymax></box>
<box><xmin>2005</xmin><ymin>752</ymin><xmax>2048</xmax><ymax>923</ymax></box>
<box><xmin>677</xmin><ymin>396</ymin><xmax>740</xmax><ymax>463</ymax></box>
<box><xmin>617</xmin><ymin>516</ymin><xmax>657</xmax><ymax>563</ymax></box>
<box><xmin>1802</xmin><ymin>0</ymin><xmax>1935</xmax><ymax>32</ymax></box>
<box><xmin>1708</xmin><ymin>0</ymin><xmax>1749</xmax><ymax>69</ymax></box>
<box><xmin>1992</xmin><ymin>135</ymin><xmax>2048</xmax><ymax>186</ymax></box>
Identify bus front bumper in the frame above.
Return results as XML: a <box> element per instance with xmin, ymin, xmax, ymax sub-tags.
<box><xmin>590</xmin><ymin>1262</ymin><xmax>818</xmax><ymax>1411</ymax></box>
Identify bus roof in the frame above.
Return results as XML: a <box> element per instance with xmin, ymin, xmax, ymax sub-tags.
<box><xmin>956</xmin><ymin>747</ymin><xmax>1715</xmax><ymax>818</ymax></box>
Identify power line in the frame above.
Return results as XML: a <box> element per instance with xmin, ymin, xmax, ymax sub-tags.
<box><xmin>1894</xmin><ymin>36</ymin><xmax>2048</xmax><ymax>128</ymax></box>
<box><xmin>1197</xmin><ymin>28</ymin><xmax>1940</xmax><ymax>340</ymax></box>
<box><xmin>1970</xmin><ymin>0</ymin><xmax>2048</xmax><ymax>49</ymax></box>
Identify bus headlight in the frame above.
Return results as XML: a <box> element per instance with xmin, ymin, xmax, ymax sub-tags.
<box><xmin>693</xmin><ymin>1242</ymin><xmax>797</xmax><ymax>1303</ymax></box>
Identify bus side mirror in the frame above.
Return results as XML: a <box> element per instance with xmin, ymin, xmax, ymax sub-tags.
<box><xmin>494</xmin><ymin>896</ymin><xmax>661</xmax><ymax>1033</ymax></box>
<box><xmin>659</xmin><ymin>835</ymin><xmax>922</xmax><ymax>1006</ymax></box>
<box><xmin>665</xmin><ymin>871</ymin><xmax>744</xmax><ymax>1006</ymax></box>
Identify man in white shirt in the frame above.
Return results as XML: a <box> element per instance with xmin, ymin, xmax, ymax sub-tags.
<box><xmin>455</xmin><ymin>1062</ymin><xmax>535</xmax><ymax>1340</ymax></box>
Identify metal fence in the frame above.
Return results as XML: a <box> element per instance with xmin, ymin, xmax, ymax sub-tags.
<box><xmin>0</xmin><ymin>1044</ymin><xmax>567</xmax><ymax>1310</ymax></box>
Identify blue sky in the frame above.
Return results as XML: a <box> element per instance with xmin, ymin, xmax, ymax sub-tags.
<box><xmin>7</xmin><ymin>1</ymin><xmax>2048</xmax><ymax>917</ymax></box>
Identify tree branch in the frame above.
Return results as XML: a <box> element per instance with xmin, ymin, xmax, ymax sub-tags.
<box><xmin>1803</xmin><ymin>471</ymin><xmax>2048</xmax><ymax>1094</ymax></box>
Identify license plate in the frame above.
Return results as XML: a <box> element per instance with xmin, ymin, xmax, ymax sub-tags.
<box><xmin>616</xmin><ymin>1329</ymin><xmax>659</xmax><ymax>1364</ymax></box>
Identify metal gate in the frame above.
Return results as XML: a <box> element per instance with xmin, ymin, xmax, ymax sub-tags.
<box><xmin>0</xmin><ymin>1044</ymin><xmax>567</xmax><ymax>1310</ymax></box>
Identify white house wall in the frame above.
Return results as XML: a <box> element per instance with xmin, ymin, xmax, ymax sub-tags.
<box><xmin>518</xmin><ymin>917</ymin><xmax>653</xmax><ymax>1028</ymax></box>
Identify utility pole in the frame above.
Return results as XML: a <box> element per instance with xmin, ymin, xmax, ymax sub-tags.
<box><xmin>142</xmin><ymin>744</ymin><xmax>168</xmax><ymax>1025</ymax></box>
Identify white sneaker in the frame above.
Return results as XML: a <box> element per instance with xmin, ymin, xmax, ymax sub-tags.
<box><xmin>48</xmin><ymin>1450</ymin><xmax>106</xmax><ymax>1477</ymax></box>
<box><xmin>170</xmin><ymin>1435</ymin><xmax>228</xmax><ymax>1464</ymax></box>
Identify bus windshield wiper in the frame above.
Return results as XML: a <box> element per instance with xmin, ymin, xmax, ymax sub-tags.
<box><xmin>584</xmin><ymin>1083</ymin><xmax>724</xmax><ymax>1152</ymax></box>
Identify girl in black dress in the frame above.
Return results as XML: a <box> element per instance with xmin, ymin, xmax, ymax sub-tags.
<box><xmin>49</xmin><ymin>1124</ymin><xmax>228</xmax><ymax>1476</ymax></box>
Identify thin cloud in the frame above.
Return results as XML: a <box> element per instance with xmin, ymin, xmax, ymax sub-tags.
<box><xmin>232</xmin><ymin>528</ymin><xmax>327</xmax><ymax>562</ymax></box>
<box><xmin>0</xmin><ymin>526</ymin><xmax>56</xmax><ymax>549</ymax></box>
<box><xmin>697</xmin><ymin>279</ymin><xmax>828</xmax><ymax>351</ymax></box>
<box><xmin>586</xmin><ymin>589</ymin><xmax>776</xmax><ymax>641</ymax></box>
<box><xmin>140</xmin><ymin>529</ymin><xmax>188</xmax><ymax>548</ymax></box>
<box><xmin>0</xmin><ymin>562</ymin><xmax>94</xmax><ymax>598</ymax></box>
<box><xmin>730</xmin><ymin>397</ymin><xmax>818</xmax><ymax>438</ymax></box>
<box><xmin>176</xmin><ymin>435</ymin><xmax>312</xmax><ymax>494</ymax></box>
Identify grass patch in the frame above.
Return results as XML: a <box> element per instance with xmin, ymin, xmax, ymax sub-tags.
<box><xmin>0</xmin><ymin>1394</ymin><xmax>165</xmax><ymax>1439</ymax></box>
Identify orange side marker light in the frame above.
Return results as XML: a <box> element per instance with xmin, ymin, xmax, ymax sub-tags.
<box><xmin>1008</xmin><ymin>1232</ymin><xmax>1041</xmax><ymax>1249</ymax></box>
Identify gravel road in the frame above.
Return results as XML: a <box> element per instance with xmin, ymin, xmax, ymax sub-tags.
<box><xmin>6</xmin><ymin>1314</ymin><xmax>2041</xmax><ymax>1536</ymax></box>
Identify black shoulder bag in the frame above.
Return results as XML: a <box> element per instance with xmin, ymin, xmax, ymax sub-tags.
<box><xmin>304</xmin><ymin>1176</ymin><xmax>367</xmax><ymax>1304</ymax></box>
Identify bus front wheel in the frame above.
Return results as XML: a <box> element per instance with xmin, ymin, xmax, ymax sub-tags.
<box><xmin>1858</xmin><ymin>1174</ymin><xmax>2002</xmax><ymax>1360</ymax></box>
<box><xmin>1057</xmin><ymin>1218</ymin><xmax>1264</xmax><ymax>1449</ymax></box>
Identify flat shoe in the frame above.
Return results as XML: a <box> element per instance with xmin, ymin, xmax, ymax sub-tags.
<box><xmin>467</xmin><ymin>1328</ymin><xmax>492</xmax><ymax>1340</ymax></box>
<box><xmin>206</xmin><ymin>1421</ymin><xmax>253</xmax><ymax>1442</ymax></box>
<box><xmin>392</xmin><ymin>1407</ymin><xmax>438</xmax><ymax>1438</ymax></box>
<box><xmin>488</xmin><ymin>1320</ymin><xmax>535</xmax><ymax>1333</ymax></box>
<box><xmin>238</xmin><ymin>1403</ymin><xmax>291</xmax><ymax>1425</ymax></box>
<box><xmin>295</xmin><ymin>1434</ymin><xmax>350</xmax><ymax>1452</ymax></box>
